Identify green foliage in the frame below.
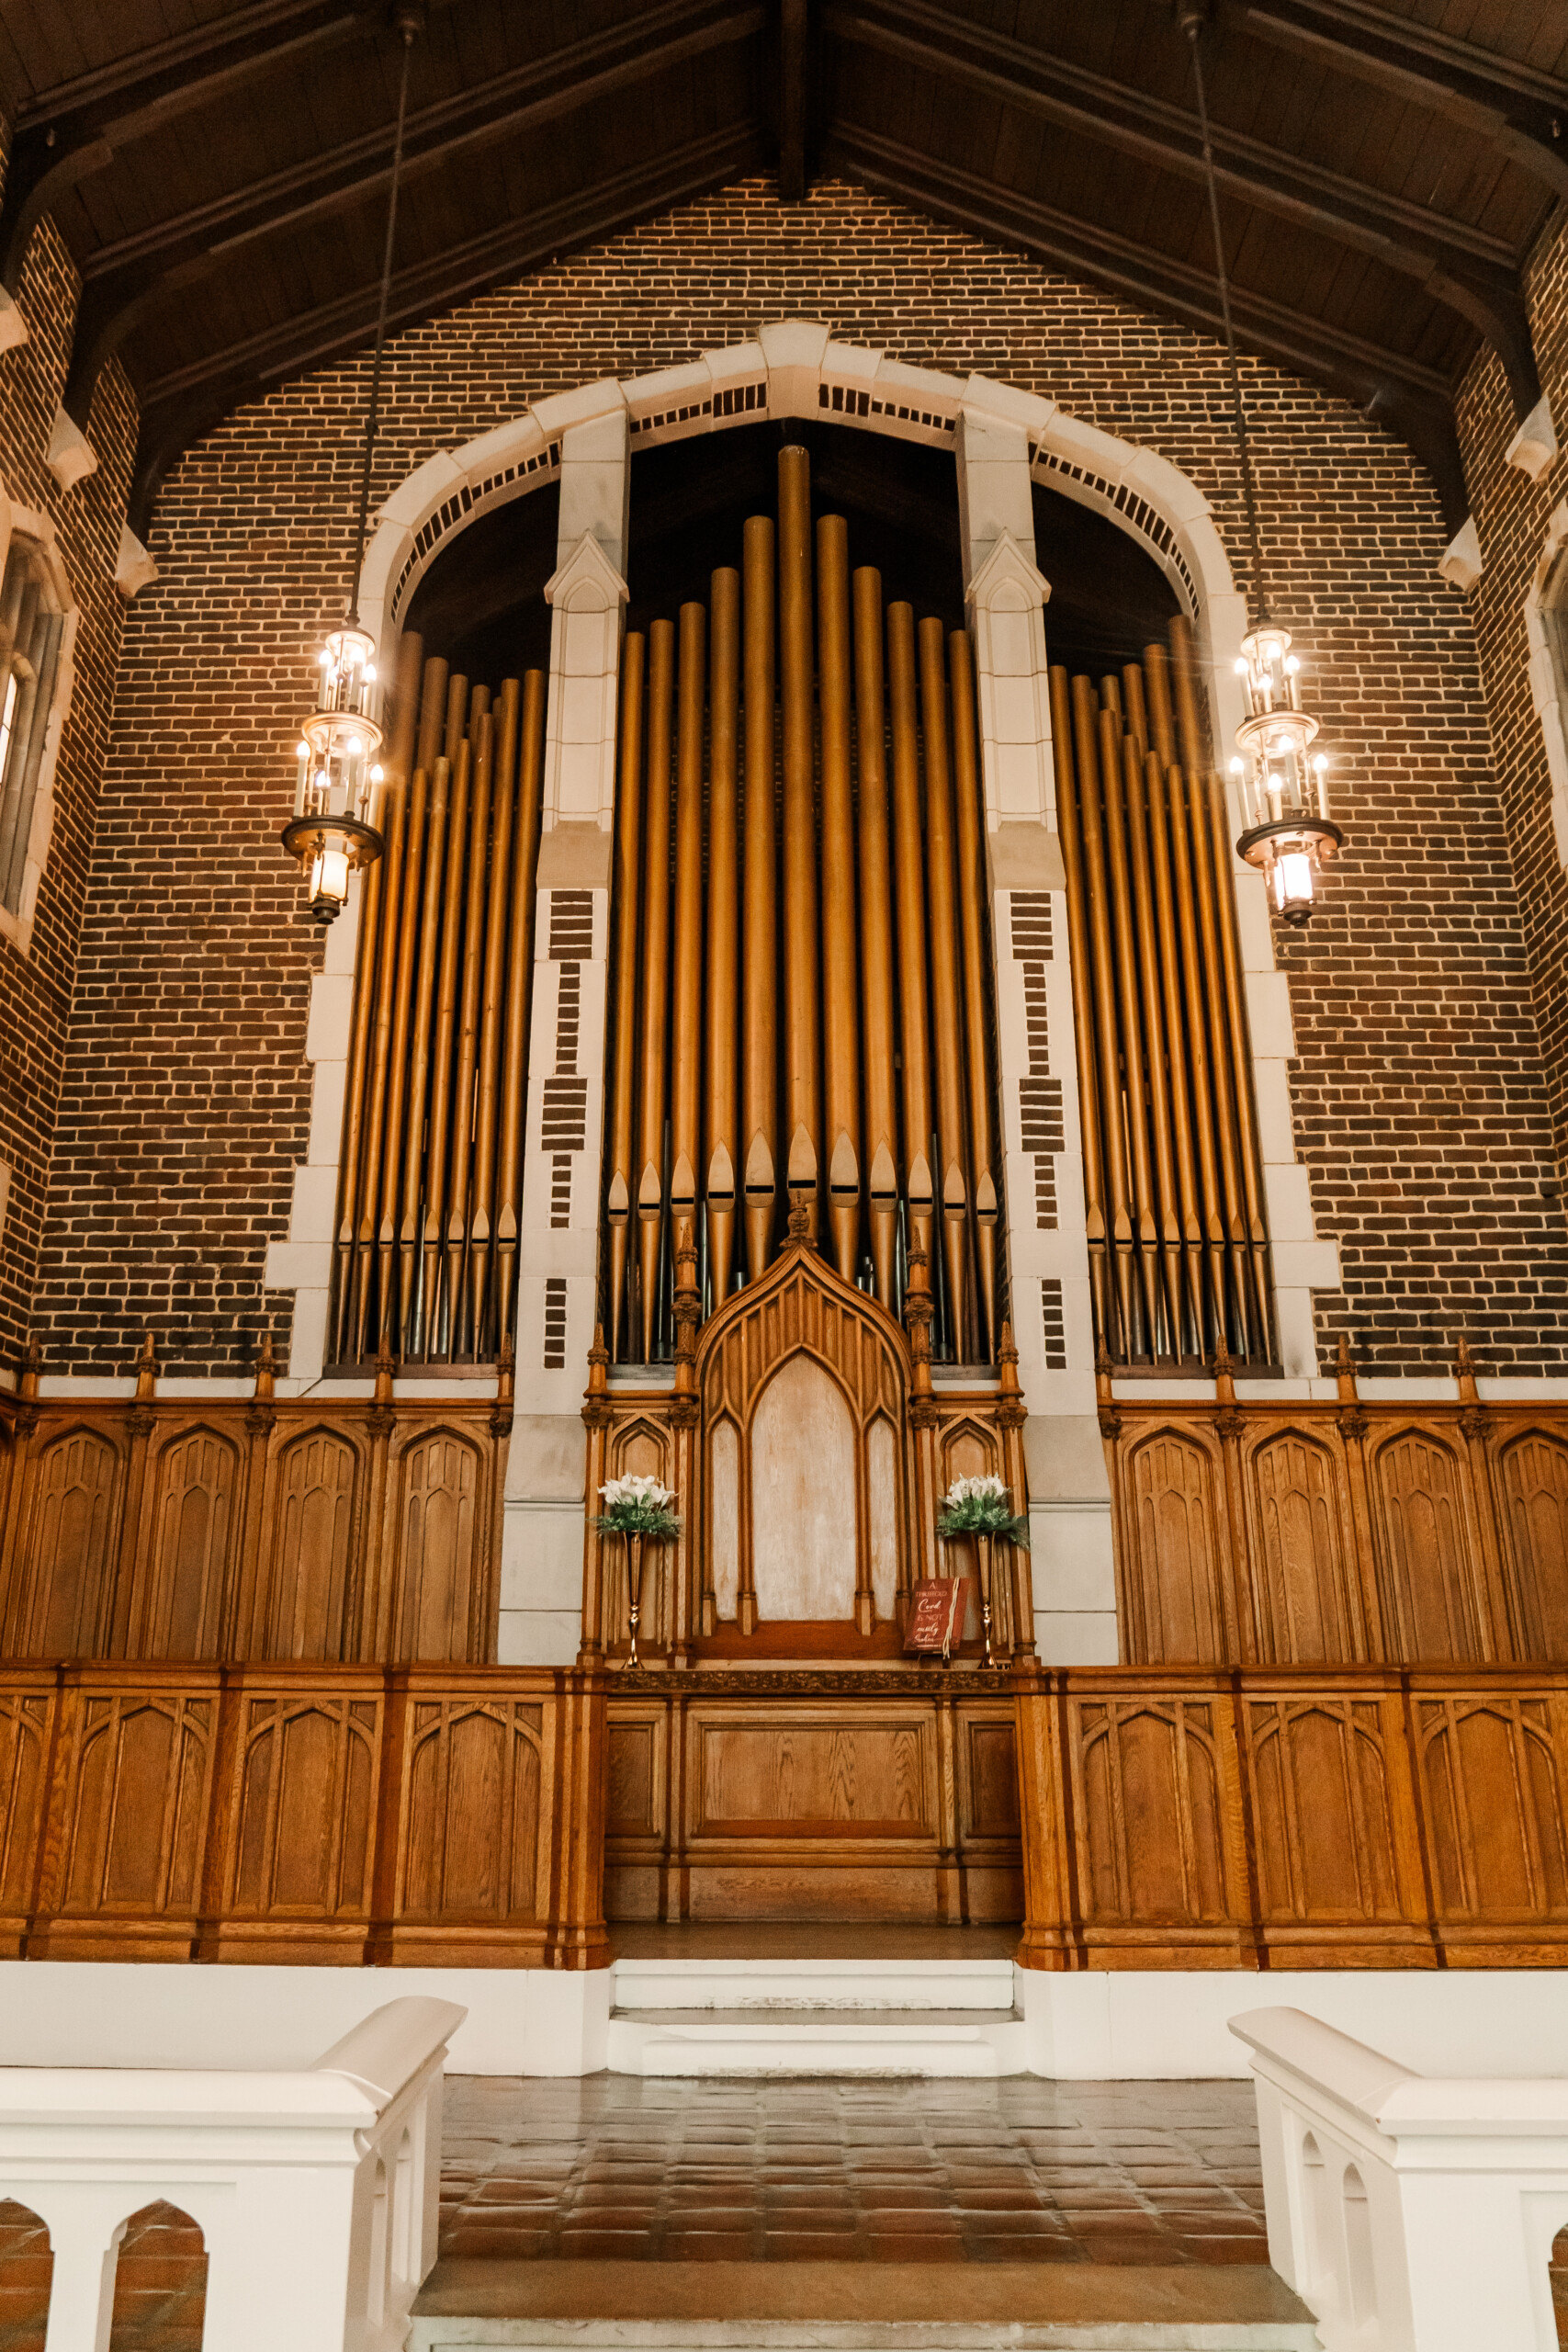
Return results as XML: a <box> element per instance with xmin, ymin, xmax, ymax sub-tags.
<box><xmin>591</xmin><ymin>1502</ymin><xmax>683</xmax><ymax>1541</ymax></box>
<box><xmin>935</xmin><ymin>1495</ymin><xmax>1031</xmax><ymax>1548</ymax></box>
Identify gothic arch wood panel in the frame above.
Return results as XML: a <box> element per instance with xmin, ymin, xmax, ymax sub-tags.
<box><xmin>32</xmin><ymin>1682</ymin><xmax>218</xmax><ymax>1954</ymax></box>
<box><xmin>1246</xmin><ymin>1699</ymin><xmax>1404</xmax><ymax>1927</ymax></box>
<box><xmin>391</xmin><ymin>1430</ymin><xmax>481</xmax><ymax>1663</ymax></box>
<box><xmin>265</xmin><ymin>1428</ymin><xmax>359</xmax><ymax>1662</ymax></box>
<box><xmin>216</xmin><ymin>1682</ymin><xmax>383</xmax><ymax>1957</ymax></box>
<box><xmin>13</xmin><ymin>1427</ymin><xmax>120</xmax><ymax>1657</ymax></box>
<box><xmin>397</xmin><ymin>1698</ymin><xmax>544</xmax><ymax>1924</ymax></box>
<box><xmin>1123</xmin><ymin>1429</ymin><xmax>1227</xmax><ymax>1665</ymax></box>
<box><xmin>141</xmin><ymin>1427</ymin><xmax>238</xmax><ymax>1659</ymax></box>
<box><xmin>1500</xmin><ymin>1432</ymin><xmax>1568</xmax><ymax>1661</ymax></box>
<box><xmin>1248</xmin><ymin>1430</ymin><xmax>1360</xmax><ymax>1664</ymax></box>
<box><xmin>1414</xmin><ymin>1691</ymin><xmax>1568</xmax><ymax>1934</ymax></box>
<box><xmin>0</xmin><ymin>1681</ymin><xmax>55</xmax><ymax>1951</ymax></box>
<box><xmin>1074</xmin><ymin>1698</ymin><xmax>1234</xmax><ymax>1928</ymax></box>
<box><xmin>1372</xmin><ymin>1428</ymin><xmax>1483</xmax><ymax>1664</ymax></box>
<box><xmin>604</xmin><ymin>1418</ymin><xmax>674</xmax><ymax>1652</ymax></box>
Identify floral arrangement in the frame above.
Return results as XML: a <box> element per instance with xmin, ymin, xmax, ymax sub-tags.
<box><xmin>592</xmin><ymin>1474</ymin><xmax>682</xmax><ymax>1541</ymax></box>
<box><xmin>935</xmin><ymin>1473</ymin><xmax>1030</xmax><ymax>1548</ymax></box>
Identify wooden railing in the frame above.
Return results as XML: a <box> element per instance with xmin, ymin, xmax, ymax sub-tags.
<box><xmin>1015</xmin><ymin>1663</ymin><xmax>1568</xmax><ymax>1970</ymax></box>
<box><xmin>0</xmin><ymin>1663</ymin><xmax>607</xmax><ymax>1969</ymax></box>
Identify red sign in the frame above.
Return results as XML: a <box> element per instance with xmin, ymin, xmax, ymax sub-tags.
<box><xmin>905</xmin><ymin>1577</ymin><xmax>970</xmax><ymax>1657</ymax></box>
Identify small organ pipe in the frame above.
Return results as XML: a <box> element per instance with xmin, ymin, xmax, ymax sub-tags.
<box><xmin>1123</xmin><ymin>733</ymin><xmax>1183</xmax><ymax>1358</ymax></box>
<box><xmin>919</xmin><ymin>617</ymin><xmax>971</xmax><ymax>1361</ymax></box>
<box><xmin>778</xmin><ymin>446</ymin><xmax>821</xmax><ymax>1233</ymax></box>
<box><xmin>606</xmin><ymin>635</ymin><xmax>646</xmax><ymax>1359</ymax></box>
<box><xmin>1098</xmin><ymin>700</ymin><xmax>1158</xmax><ymax>1359</ymax></box>
<box><xmin>887</xmin><ymin>603</ymin><xmax>935</xmax><ymax>1270</ymax></box>
<box><xmin>706</xmin><ymin>570</ymin><xmax>740</xmax><ymax>1310</ymax></box>
<box><xmin>637</xmin><ymin>619</ymin><xmax>676</xmax><ymax>1360</ymax></box>
<box><xmin>853</xmin><ymin>567</ymin><xmax>899</xmax><ymax>1311</ymax></box>
<box><xmin>1049</xmin><ymin>666</ymin><xmax>1110</xmax><ymax>1353</ymax></box>
<box><xmin>818</xmin><ymin>514</ymin><xmax>861</xmax><ymax>1283</ymax></box>
<box><xmin>671</xmin><ymin>603</ymin><xmax>707</xmax><ymax>1233</ymax></box>
<box><xmin>494</xmin><ymin>670</ymin><xmax>546</xmax><ymax>1346</ymax></box>
<box><xmin>742</xmin><ymin>516</ymin><xmax>778</xmax><ymax>1282</ymax></box>
<box><xmin>468</xmin><ymin>677</ymin><xmax>520</xmax><ymax>1358</ymax></box>
<box><xmin>1071</xmin><ymin>675</ymin><xmax>1134</xmax><ymax>1358</ymax></box>
<box><xmin>1164</xmin><ymin>756</ymin><xmax>1228</xmax><ymax>1340</ymax></box>
<box><xmin>445</xmin><ymin>710</ymin><xmax>493</xmax><ymax>1356</ymax></box>
<box><xmin>369</xmin><ymin>760</ymin><xmax>433</xmax><ymax>1354</ymax></box>
<box><xmin>396</xmin><ymin>748</ymin><xmax>446</xmax><ymax>1356</ymax></box>
<box><xmin>419</xmin><ymin>743</ymin><xmax>468</xmax><ymax>1356</ymax></box>
<box><xmin>1203</xmin><ymin>768</ymin><xmax>1275</xmax><ymax>1357</ymax></box>
<box><xmin>344</xmin><ymin>765</ymin><xmax>410</xmax><ymax>1362</ymax></box>
<box><xmin>949</xmin><ymin>628</ymin><xmax>998</xmax><ymax>1362</ymax></box>
<box><xmin>1145</xmin><ymin>752</ymin><xmax>1206</xmax><ymax>1353</ymax></box>
<box><xmin>1183</xmin><ymin>759</ymin><xmax>1255</xmax><ymax>1354</ymax></box>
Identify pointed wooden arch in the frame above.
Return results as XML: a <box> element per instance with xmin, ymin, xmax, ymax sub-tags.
<box><xmin>695</xmin><ymin>1230</ymin><xmax>914</xmax><ymax>1635</ymax></box>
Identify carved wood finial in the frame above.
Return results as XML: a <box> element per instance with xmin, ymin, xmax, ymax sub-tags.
<box><xmin>132</xmin><ymin>1332</ymin><xmax>159</xmax><ymax>1402</ymax></box>
<box><xmin>1094</xmin><ymin>1340</ymin><xmax>1121</xmax><ymax>1440</ymax></box>
<box><xmin>1454</xmin><ymin>1334</ymin><xmax>1480</xmax><ymax>1404</ymax></box>
<box><xmin>1335</xmin><ymin>1331</ymin><xmax>1358</xmax><ymax>1403</ymax></box>
<box><xmin>1212</xmin><ymin>1330</ymin><xmax>1236</xmax><ymax>1407</ymax></box>
<box><xmin>373</xmin><ymin>1329</ymin><xmax>397</xmax><ymax>1407</ymax></box>
<box><xmin>17</xmin><ymin>1334</ymin><xmax>40</xmax><ymax>1402</ymax></box>
<box><xmin>581</xmin><ymin>1324</ymin><xmax>613</xmax><ymax>1431</ymax></box>
<box><xmin>253</xmin><ymin>1328</ymin><xmax>276</xmax><ymax>1402</ymax></box>
<box><xmin>786</xmin><ymin>1194</ymin><xmax>813</xmax><ymax>1242</ymax></box>
<box><xmin>998</xmin><ymin>1320</ymin><xmax>1021</xmax><ymax>1393</ymax></box>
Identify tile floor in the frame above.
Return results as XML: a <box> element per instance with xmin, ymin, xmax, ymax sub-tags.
<box><xmin>437</xmin><ymin>2075</ymin><xmax>1272</xmax><ymax>2267</ymax></box>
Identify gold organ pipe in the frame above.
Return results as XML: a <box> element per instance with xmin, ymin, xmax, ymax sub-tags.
<box><xmin>1164</xmin><ymin>755</ymin><xmax>1228</xmax><ymax>1341</ymax></box>
<box><xmin>1049</xmin><ymin>666</ymin><xmax>1110</xmax><ymax>1353</ymax></box>
<box><xmin>1167</xmin><ymin>614</ymin><xmax>1209</xmax><ymax>777</ymax></box>
<box><xmin>468</xmin><ymin>676</ymin><xmax>520</xmax><ymax>1357</ymax></box>
<box><xmin>742</xmin><ymin>516</ymin><xmax>778</xmax><ymax>1281</ymax></box>
<box><xmin>949</xmin><ymin>628</ymin><xmax>998</xmax><ymax>1361</ymax></box>
<box><xmin>1203</xmin><ymin>768</ymin><xmax>1274</xmax><ymax>1358</ymax></box>
<box><xmin>606</xmin><ymin>635</ymin><xmax>646</xmax><ymax>1359</ymax></box>
<box><xmin>421</xmin><ymin>741</ymin><xmax>469</xmax><ymax>1355</ymax></box>
<box><xmin>445</xmin><ymin>710</ymin><xmax>493</xmax><ymax>1356</ymax></box>
<box><xmin>705</xmin><ymin>571</ymin><xmax>740</xmax><ymax>1310</ymax></box>
<box><xmin>1145</xmin><ymin>752</ymin><xmax>1205</xmax><ymax>1354</ymax></box>
<box><xmin>443</xmin><ymin>673</ymin><xmax>468</xmax><ymax>763</ymax></box>
<box><xmin>919</xmin><ymin>615</ymin><xmax>970</xmax><ymax>1360</ymax></box>
<box><xmin>334</xmin><ymin>628</ymin><xmax>422</xmax><ymax>1361</ymax></box>
<box><xmin>1122</xmin><ymin>662</ymin><xmax>1149</xmax><ymax>759</ymax></box>
<box><xmin>416</xmin><ymin>656</ymin><xmax>448</xmax><ymax>774</ymax></box>
<box><xmin>1070</xmin><ymin>675</ymin><xmax>1134</xmax><ymax>1355</ymax></box>
<box><xmin>376</xmin><ymin>757</ymin><xmax>438</xmax><ymax>1351</ymax></box>
<box><xmin>395</xmin><ymin>745</ymin><xmax>447</xmax><ymax>1356</ymax></box>
<box><xmin>1122</xmin><ymin>729</ymin><xmax>1182</xmax><ymax>1357</ymax></box>
<box><xmin>818</xmin><ymin>514</ymin><xmax>861</xmax><ymax>1283</ymax></box>
<box><xmin>1143</xmin><ymin>642</ymin><xmax>1178</xmax><ymax>769</ymax></box>
<box><xmin>853</xmin><ymin>567</ymin><xmax>899</xmax><ymax>1312</ymax></box>
<box><xmin>347</xmin><ymin>763</ymin><xmax>411</xmax><ymax>1361</ymax></box>
<box><xmin>778</xmin><ymin>446</ymin><xmax>820</xmax><ymax>1232</ymax></box>
<box><xmin>637</xmin><ymin>619</ymin><xmax>676</xmax><ymax>1359</ymax></box>
<box><xmin>671</xmin><ymin>604</ymin><xmax>706</xmax><ymax>1232</ymax></box>
<box><xmin>1183</xmin><ymin>757</ymin><xmax>1254</xmax><ymax>1355</ymax></box>
<box><xmin>495</xmin><ymin>670</ymin><xmax>546</xmax><ymax>1344</ymax></box>
<box><xmin>1098</xmin><ymin>702</ymin><xmax>1159</xmax><ymax>1358</ymax></box>
<box><xmin>887</xmin><ymin>603</ymin><xmax>934</xmax><ymax>1268</ymax></box>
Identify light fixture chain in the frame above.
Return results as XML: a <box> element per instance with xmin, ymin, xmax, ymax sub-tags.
<box><xmin>1187</xmin><ymin>22</ymin><xmax>1271</xmax><ymax>627</ymax></box>
<box><xmin>346</xmin><ymin>20</ymin><xmax>417</xmax><ymax>628</ymax></box>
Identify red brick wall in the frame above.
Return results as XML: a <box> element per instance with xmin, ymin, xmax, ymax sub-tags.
<box><xmin>0</xmin><ymin>210</ymin><xmax>135</xmax><ymax>1375</ymax></box>
<box><xmin>28</xmin><ymin>175</ymin><xmax>1568</xmax><ymax>1376</ymax></box>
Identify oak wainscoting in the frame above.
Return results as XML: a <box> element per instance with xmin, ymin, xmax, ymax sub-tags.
<box><xmin>0</xmin><ymin>1662</ymin><xmax>608</xmax><ymax>1969</ymax></box>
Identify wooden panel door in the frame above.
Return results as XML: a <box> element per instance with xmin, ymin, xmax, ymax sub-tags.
<box><xmin>29</xmin><ymin>1668</ymin><xmax>220</xmax><ymax>1959</ymax></box>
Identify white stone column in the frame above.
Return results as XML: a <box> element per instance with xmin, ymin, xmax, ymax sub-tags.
<box><xmin>501</xmin><ymin>401</ymin><xmax>628</xmax><ymax>1665</ymax></box>
<box><xmin>957</xmin><ymin>396</ymin><xmax>1117</xmax><ymax>1666</ymax></box>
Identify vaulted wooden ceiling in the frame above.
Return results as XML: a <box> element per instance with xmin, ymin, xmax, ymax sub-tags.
<box><xmin>2</xmin><ymin>0</ymin><xmax>1563</xmax><ymax>537</ymax></box>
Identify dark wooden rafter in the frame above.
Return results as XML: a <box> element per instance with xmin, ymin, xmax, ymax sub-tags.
<box><xmin>1235</xmin><ymin>0</ymin><xmax>1568</xmax><ymax>203</ymax></box>
<box><xmin>778</xmin><ymin>0</ymin><xmax>810</xmax><ymax>204</ymax></box>
<box><xmin>61</xmin><ymin>0</ymin><xmax>765</xmax><ymax>428</ymax></box>
<box><xmin>834</xmin><ymin>0</ymin><xmax>1540</xmax><ymax>419</ymax></box>
<box><xmin>827</xmin><ymin>122</ymin><xmax>1469</xmax><ymax>532</ymax></box>
<box><xmin>125</xmin><ymin>124</ymin><xmax>766</xmax><ymax>538</ymax></box>
<box><xmin>0</xmin><ymin>0</ymin><xmax>375</xmax><ymax>292</ymax></box>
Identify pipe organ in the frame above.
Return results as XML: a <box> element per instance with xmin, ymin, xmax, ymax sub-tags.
<box><xmin>1052</xmin><ymin>618</ymin><xmax>1277</xmax><ymax>1372</ymax></box>
<box><xmin>328</xmin><ymin>632</ymin><xmax>547</xmax><ymax>1367</ymax></box>
<box><xmin>603</xmin><ymin>447</ymin><xmax>1003</xmax><ymax>1367</ymax></box>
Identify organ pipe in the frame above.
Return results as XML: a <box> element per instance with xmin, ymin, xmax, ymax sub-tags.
<box><xmin>600</xmin><ymin>445</ymin><xmax>1003</xmax><ymax>1364</ymax></box>
<box><xmin>327</xmin><ymin>641</ymin><xmax>547</xmax><ymax>1368</ymax></box>
<box><xmin>1054</xmin><ymin>619</ymin><xmax>1278</xmax><ymax>1369</ymax></box>
<box><xmin>605</xmin><ymin>635</ymin><xmax>646</xmax><ymax>1362</ymax></box>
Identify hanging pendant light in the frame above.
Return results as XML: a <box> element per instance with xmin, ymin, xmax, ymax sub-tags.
<box><xmin>1181</xmin><ymin>1</ymin><xmax>1344</xmax><ymax>927</ymax></box>
<box><xmin>281</xmin><ymin>3</ymin><xmax>423</xmax><ymax>924</ymax></box>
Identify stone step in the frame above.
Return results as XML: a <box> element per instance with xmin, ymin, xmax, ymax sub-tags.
<box><xmin>607</xmin><ymin>2005</ymin><xmax>1028</xmax><ymax>2075</ymax></box>
<box><xmin>612</xmin><ymin>1955</ymin><xmax>1019</xmax><ymax>2014</ymax></box>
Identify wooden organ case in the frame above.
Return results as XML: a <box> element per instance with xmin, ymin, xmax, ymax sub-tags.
<box><xmin>587</xmin><ymin>443</ymin><xmax>1030</xmax><ymax>1923</ymax></box>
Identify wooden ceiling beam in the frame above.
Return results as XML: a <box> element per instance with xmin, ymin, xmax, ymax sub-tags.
<box><xmin>1235</xmin><ymin>0</ymin><xmax>1568</xmax><ymax>203</ymax></box>
<box><xmin>61</xmin><ymin>0</ymin><xmax>763</xmax><ymax>428</ymax></box>
<box><xmin>127</xmin><ymin>123</ymin><xmax>765</xmax><ymax>537</ymax></box>
<box><xmin>0</xmin><ymin>0</ymin><xmax>375</xmax><ymax>292</ymax></box>
<box><xmin>826</xmin><ymin>121</ymin><xmax>1469</xmax><ymax>531</ymax></box>
<box><xmin>832</xmin><ymin>1</ymin><xmax>1539</xmax><ymax>417</ymax></box>
<box><xmin>778</xmin><ymin>0</ymin><xmax>810</xmax><ymax>202</ymax></box>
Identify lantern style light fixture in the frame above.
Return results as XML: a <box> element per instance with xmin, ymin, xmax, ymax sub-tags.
<box><xmin>280</xmin><ymin>4</ymin><xmax>423</xmax><ymax>924</ymax></box>
<box><xmin>1181</xmin><ymin>1</ymin><xmax>1345</xmax><ymax>926</ymax></box>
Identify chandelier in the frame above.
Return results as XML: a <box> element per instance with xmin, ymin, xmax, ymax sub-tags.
<box><xmin>1181</xmin><ymin>2</ymin><xmax>1343</xmax><ymax>926</ymax></box>
<box><xmin>280</xmin><ymin>4</ymin><xmax>422</xmax><ymax>924</ymax></box>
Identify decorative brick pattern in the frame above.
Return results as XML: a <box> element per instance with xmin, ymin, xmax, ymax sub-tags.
<box><xmin>15</xmin><ymin>174</ymin><xmax>1564</xmax><ymax>1375</ymax></box>
<box><xmin>1041</xmin><ymin>1276</ymin><xmax>1067</xmax><ymax>1373</ymax></box>
<box><xmin>543</xmin><ymin>1273</ymin><xmax>569</xmax><ymax>1371</ymax></box>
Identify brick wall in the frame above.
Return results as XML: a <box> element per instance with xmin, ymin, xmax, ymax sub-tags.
<box><xmin>28</xmin><ymin>175</ymin><xmax>1568</xmax><ymax>1377</ymax></box>
<box><xmin>0</xmin><ymin>209</ymin><xmax>135</xmax><ymax>1374</ymax></box>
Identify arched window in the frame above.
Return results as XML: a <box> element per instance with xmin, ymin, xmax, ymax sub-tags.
<box><xmin>0</xmin><ymin>504</ymin><xmax>73</xmax><ymax>944</ymax></box>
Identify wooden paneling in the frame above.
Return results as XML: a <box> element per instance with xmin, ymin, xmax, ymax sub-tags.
<box><xmin>1498</xmin><ymin>1432</ymin><xmax>1568</xmax><ymax>1660</ymax></box>
<box><xmin>604</xmin><ymin>1675</ymin><xmax>1022</xmax><ymax>1925</ymax></box>
<box><xmin>0</xmin><ymin>1663</ymin><xmax>607</xmax><ymax>1971</ymax></box>
<box><xmin>1371</xmin><ymin>1428</ymin><xmax>1484</xmax><ymax>1664</ymax></box>
<box><xmin>1122</xmin><ymin>1428</ymin><xmax>1228</xmax><ymax>1664</ymax></box>
<box><xmin>0</xmin><ymin>1397</ymin><xmax>504</xmax><ymax>1671</ymax></box>
<box><xmin>1248</xmin><ymin>1430</ymin><xmax>1360</xmax><ymax>1663</ymax></box>
<box><xmin>1409</xmin><ymin>1676</ymin><xmax>1568</xmax><ymax>1962</ymax></box>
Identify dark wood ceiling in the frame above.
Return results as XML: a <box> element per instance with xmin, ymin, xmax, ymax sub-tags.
<box><xmin>2</xmin><ymin>0</ymin><xmax>1564</xmax><ymax>536</ymax></box>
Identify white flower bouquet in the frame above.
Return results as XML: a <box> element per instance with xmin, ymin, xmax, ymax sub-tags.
<box><xmin>592</xmin><ymin>1474</ymin><xmax>682</xmax><ymax>1542</ymax></box>
<box><xmin>935</xmin><ymin>1473</ymin><xmax>1030</xmax><ymax>1547</ymax></box>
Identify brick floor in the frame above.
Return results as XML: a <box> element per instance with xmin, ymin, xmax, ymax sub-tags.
<box><xmin>437</xmin><ymin>2075</ymin><xmax>1271</xmax><ymax>2267</ymax></box>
